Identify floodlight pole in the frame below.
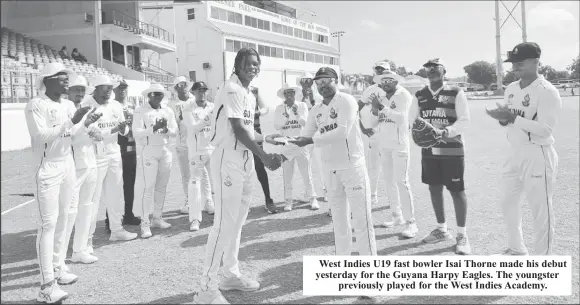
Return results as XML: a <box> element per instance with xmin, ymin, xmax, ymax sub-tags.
<box><xmin>521</xmin><ymin>0</ymin><xmax>527</xmax><ymax>42</ymax></box>
<box><xmin>495</xmin><ymin>0</ymin><xmax>503</xmax><ymax>92</ymax></box>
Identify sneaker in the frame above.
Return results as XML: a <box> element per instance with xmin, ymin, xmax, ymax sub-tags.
<box><xmin>381</xmin><ymin>214</ymin><xmax>405</xmax><ymax>228</ymax></box>
<box><xmin>141</xmin><ymin>226</ymin><xmax>152</xmax><ymax>239</ymax></box>
<box><xmin>55</xmin><ymin>269</ymin><xmax>78</xmax><ymax>285</ymax></box>
<box><xmin>109</xmin><ymin>229</ymin><xmax>138</xmax><ymax>241</ymax></box>
<box><xmin>180</xmin><ymin>205</ymin><xmax>189</xmax><ymax>214</ymax></box>
<box><xmin>493</xmin><ymin>248</ymin><xmax>529</xmax><ymax>256</ymax></box>
<box><xmin>219</xmin><ymin>275</ymin><xmax>260</xmax><ymax>292</ymax></box>
<box><xmin>310</xmin><ymin>198</ymin><xmax>320</xmax><ymax>210</ymax></box>
<box><xmin>151</xmin><ymin>217</ymin><xmax>172</xmax><ymax>229</ymax></box>
<box><xmin>422</xmin><ymin>228</ymin><xmax>453</xmax><ymax>244</ymax></box>
<box><xmin>455</xmin><ymin>233</ymin><xmax>471</xmax><ymax>255</ymax></box>
<box><xmin>193</xmin><ymin>289</ymin><xmax>229</xmax><ymax>304</ymax></box>
<box><xmin>264</xmin><ymin>199</ymin><xmax>278</xmax><ymax>214</ymax></box>
<box><xmin>204</xmin><ymin>200</ymin><xmax>215</xmax><ymax>215</ymax></box>
<box><xmin>190</xmin><ymin>220</ymin><xmax>200</xmax><ymax>231</ymax></box>
<box><xmin>37</xmin><ymin>281</ymin><xmax>68</xmax><ymax>304</ymax></box>
<box><xmin>401</xmin><ymin>221</ymin><xmax>418</xmax><ymax>239</ymax></box>
<box><xmin>284</xmin><ymin>199</ymin><xmax>293</xmax><ymax>211</ymax></box>
<box><xmin>71</xmin><ymin>251</ymin><xmax>98</xmax><ymax>264</ymax></box>
<box><xmin>123</xmin><ymin>215</ymin><xmax>141</xmax><ymax>226</ymax></box>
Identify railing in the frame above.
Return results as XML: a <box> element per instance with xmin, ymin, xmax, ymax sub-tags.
<box><xmin>143</xmin><ymin>70</ymin><xmax>174</xmax><ymax>90</ymax></box>
<box><xmin>141</xmin><ymin>61</ymin><xmax>174</xmax><ymax>77</ymax></box>
<box><xmin>102</xmin><ymin>10</ymin><xmax>175</xmax><ymax>44</ymax></box>
<box><xmin>1</xmin><ymin>70</ymin><xmax>40</xmax><ymax>103</ymax></box>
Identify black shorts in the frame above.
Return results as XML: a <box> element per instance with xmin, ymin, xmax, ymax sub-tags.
<box><xmin>421</xmin><ymin>157</ymin><xmax>465</xmax><ymax>192</ymax></box>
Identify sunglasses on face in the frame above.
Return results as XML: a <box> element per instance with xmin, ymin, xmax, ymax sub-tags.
<box><xmin>284</xmin><ymin>90</ymin><xmax>296</xmax><ymax>95</ymax></box>
<box><xmin>425</xmin><ymin>65</ymin><xmax>443</xmax><ymax>72</ymax></box>
<box><xmin>379</xmin><ymin>78</ymin><xmax>397</xmax><ymax>84</ymax></box>
<box><xmin>151</xmin><ymin>92</ymin><xmax>164</xmax><ymax>97</ymax></box>
<box><xmin>315</xmin><ymin>78</ymin><xmax>334</xmax><ymax>86</ymax></box>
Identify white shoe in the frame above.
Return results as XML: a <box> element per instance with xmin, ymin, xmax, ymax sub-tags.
<box><xmin>141</xmin><ymin>226</ymin><xmax>152</xmax><ymax>238</ymax></box>
<box><xmin>456</xmin><ymin>233</ymin><xmax>472</xmax><ymax>255</ymax></box>
<box><xmin>37</xmin><ymin>282</ymin><xmax>69</xmax><ymax>304</ymax></box>
<box><xmin>219</xmin><ymin>275</ymin><xmax>260</xmax><ymax>291</ymax></box>
<box><xmin>71</xmin><ymin>251</ymin><xmax>98</xmax><ymax>264</ymax></box>
<box><xmin>61</xmin><ymin>264</ymin><xmax>70</xmax><ymax>273</ymax></box>
<box><xmin>401</xmin><ymin>221</ymin><xmax>418</xmax><ymax>238</ymax></box>
<box><xmin>193</xmin><ymin>289</ymin><xmax>229</xmax><ymax>304</ymax></box>
<box><xmin>493</xmin><ymin>248</ymin><xmax>529</xmax><ymax>256</ymax></box>
<box><xmin>381</xmin><ymin>214</ymin><xmax>405</xmax><ymax>228</ymax></box>
<box><xmin>109</xmin><ymin>229</ymin><xmax>138</xmax><ymax>241</ymax></box>
<box><xmin>284</xmin><ymin>199</ymin><xmax>293</xmax><ymax>211</ymax></box>
<box><xmin>151</xmin><ymin>217</ymin><xmax>172</xmax><ymax>229</ymax></box>
<box><xmin>310</xmin><ymin>198</ymin><xmax>320</xmax><ymax>210</ymax></box>
<box><xmin>180</xmin><ymin>205</ymin><xmax>189</xmax><ymax>214</ymax></box>
<box><xmin>56</xmin><ymin>269</ymin><xmax>78</xmax><ymax>285</ymax></box>
<box><xmin>190</xmin><ymin>220</ymin><xmax>200</xmax><ymax>231</ymax></box>
<box><xmin>204</xmin><ymin>200</ymin><xmax>215</xmax><ymax>215</ymax></box>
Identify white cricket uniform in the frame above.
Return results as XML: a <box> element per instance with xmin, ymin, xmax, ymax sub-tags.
<box><xmin>201</xmin><ymin>74</ymin><xmax>256</xmax><ymax>292</ymax></box>
<box><xmin>303</xmin><ymin>95</ymin><xmax>329</xmax><ymax>197</ymax></box>
<box><xmin>302</xmin><ymin>91</ymin><xmax>377</xmax><ymax>256</ymax></box>
<box><xmin>360</xmin><ymin>84</ymin><xmax>384</xmax><ymax>200</ymax></box>
<box><xmin>274</xmin><ymin>102</ymin><xmax>316</xmax><ymax>201</ymax></box>
<box><xmin>183</xmin><ymin>102</ymin><xmax>215</xmax><ymax>223</ymax></box>
<box><xmin>60</xmin><ymin>109</ymin><xmax>100</xmax><ymax>265</ymax></box>
<box><xmin>363</xmin><ymin>85</ymin><xmax>416</xmax><ymax>222</ymax></box>
<box><xmin>82</xmin><ymin>97</ymin><xmax>128</xmax><ymax>240</ymax></box>
<box><xmin>132</xmin><ymin>103</ymin><xmax>178</xmax><ymax>225</ymax></box>
<box><xmin>25</xmin><ymin>94</ymin><xmax>76</xmax><ymax>285</ymax></box>
<box><xmin>499</xmin><ymin>76</ymin><xmax>561</xmax><ymax>255</ymax></box>
<box><xmin>168</xmin><ymin>95</ymin><xmax>195</xmax><ymax>203</ymax></box>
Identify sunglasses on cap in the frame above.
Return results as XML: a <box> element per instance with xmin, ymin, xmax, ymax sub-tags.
<box><xmin>425</xmin><ymin>65</ymin><xmax>444</xmax><ymax>72</ymax></box>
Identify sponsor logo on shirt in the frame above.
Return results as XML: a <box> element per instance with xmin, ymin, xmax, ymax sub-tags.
<box><xmin>320</xmin><ymin>122</ymin><xmax>338</xmax><ymax>134</ymax></box>
<box><xmin>522</xmin><ymin>94</ymin><xmax>530</xmax><ymax>107</ymax></box>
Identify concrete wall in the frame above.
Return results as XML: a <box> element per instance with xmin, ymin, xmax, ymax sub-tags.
<box><xmin>1</xmin><ymin>104</ymin><xmax>30</xmax><ymax>151</ymax></box>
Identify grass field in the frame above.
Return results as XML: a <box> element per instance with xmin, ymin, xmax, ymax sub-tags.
<box><xmin>1</xmin><ymin>96</ymin><xmax>578</xmax><ymax>304</ymax></box>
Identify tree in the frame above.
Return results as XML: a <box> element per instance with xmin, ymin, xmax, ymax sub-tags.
<box><xmin>554</xmin><ymin>70</ymin><xmax>570</xmax><ymax>80</ymax></box>
<box><xmin>396</xmin><ymin>66</ymin><xmax>408</xmax><ymax>76</ymax></box>
<box><xmin>503</xmin><ymin>69</ymin><xmax>519</xmax><ymax>84</ymax></box>
<box><xmin>539</xmin><ymin>65</ymin><xmax>557</xmax><ymax>81</ymax></box>
<box><xmin>379</xmin><ymin>59</ymin><xmax>397</xmax><ymax>72</ymax></box>
<box><xmin>463</xmin><ymin>61</ymin><xmax>496</xmax><ymax>86</ymax></box>
<box><xmin>415</xmin><ymin>68</ymin><xmax>428</xmax><ymax>78</ymax></box>
<box><xmin>567</xmin><ymin>55</ymin><xmax>579</xmax><ymax>79</ymax></box>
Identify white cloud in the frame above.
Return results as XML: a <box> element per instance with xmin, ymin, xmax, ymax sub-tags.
<box><xmin>360</xmin><ymin>19</ymin><xmax>383</xmax><ymax>30</ymax></box>
<box><xmin>527</xmin><ymin>1</ymin><xmax>576</xmax><ymax>31</ymax></box>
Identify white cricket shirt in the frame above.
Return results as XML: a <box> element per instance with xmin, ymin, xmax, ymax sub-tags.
<box><xmin>274</xmin><ymin>101</ymin><xmax>309</xmax><ymax>138</ymax></box>
<box><xmin>132</xmin><ymin>102</ymin><xmax>178</xmax><ymax>146</ymax></box>
<box><xmin>168</xmin><ymin>94</ymin><xmax>195</xmax><ymax>148</ymax></box>
<box><xmin>183</xmin><ymin>102</ymin><xmax>215</xmax><ymax>154</ymax></box>
<box><xmin>82</xmin><ymin>96</ymin><xmax>128</xmax><ymax>157</ymax></box>
<box><xmin>71</xmin><ymin>111</ymin><xmax>101</xmax><ymax>170</ymax></box>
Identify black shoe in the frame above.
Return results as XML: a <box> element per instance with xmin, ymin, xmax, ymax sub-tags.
<box><xmin>264</xmin><ymin>199</ymin><xmax>278</xmax><ymax>214</ymax></box>
<box><xmin>123</xmin><ymin>215</ymin><xmax>141</xmax><ymax>226</ymax></box>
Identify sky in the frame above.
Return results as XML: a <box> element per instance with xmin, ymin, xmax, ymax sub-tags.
<box><xmin>293</xmin><ymin>1</ymin><xmax>580</xmax><ymax>77</ymax></box>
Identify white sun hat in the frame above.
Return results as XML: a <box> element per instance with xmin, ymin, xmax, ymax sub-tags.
<box><xmin>172</xmin><ymin>75</ymin><xmax>193</xmax><ymax>91</ymax></box>
<box><xmin>373</xmin><ymin>70</ymin><xmax>404</xmax><ymax>84</ymax></box>
<box><xmin>36</xmin><ymin>62</ymin><xmax>76</xmax><ymax>92</ymax></box>
<box><xmin>69</xmin><ymin>75</ymin><xmax>95</xmax><ymax>94</ymax></box>
<box><xmin>276</xmin><ymin>83</ymin><xmax>303</xmax><ymax>100</ymax></box>
<box><xmin>142</xmin><ymin>83</ymin><xmax>167</xmax><ymax>97</ymax></box>
<box><xmin>91</xmin><ymin>75</ymin><xmax>116</xmax><ymax>88</ymax></box>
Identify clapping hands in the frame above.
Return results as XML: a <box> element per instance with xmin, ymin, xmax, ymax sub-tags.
<box><xmin>153</xmin><ymin>117</ymin><xmax>168</xmax><ymax>133</ymax></box>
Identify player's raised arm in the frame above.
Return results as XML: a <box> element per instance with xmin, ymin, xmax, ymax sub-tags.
<box><xmin>512</xmin><ymin>87</ymin><xmax>562</xmax><ymax>137</ymax></box>
<box><xmin>445</xmin><ymin>89</ymin><xmax>470</xmax><ymax>137</ymax></box>
<box><xmin>313</xmin><ymin>95</ymin><xmax>357</xmax><ymax>145</ymax></box>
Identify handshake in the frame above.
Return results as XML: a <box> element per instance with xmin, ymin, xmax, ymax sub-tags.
<box><xmin>261</xmin><ymin>153</ymin><xmax>287</xmax><ymax>171</ymax></box>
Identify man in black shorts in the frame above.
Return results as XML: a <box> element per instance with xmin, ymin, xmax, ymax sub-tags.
<box><xmin>409</xmin><ymin>58</ymin><xmax>471</xmax><ymax>255</ymax></box>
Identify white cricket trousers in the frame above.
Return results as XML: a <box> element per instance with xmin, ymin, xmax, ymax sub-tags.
<box><xmin>89</xmin><ymin>152</ymin><xmax>124</xmax><ymax>241</ymax></box>
<box><xmin>201</xmin><ymin>149</ymin><xmax>254</xmax><ymax>292</ymax></box>
<box><xmin>136</xmin><ymin>145</ymin><xmax>173</xmax><ymax>225</ymax></box>
<box><xmin>308</xmin><ymin>145</ymin><xmax>329</xmax><ymax>196</ymax></box>
<box><xmin>366</xmin><ymin>136</ymin><xmax>381</xmax><ymax>200</ymax></box>
<box><xmin>380</xmin><ymin>149</ymin><xmax>415</xmax><ymax>221</ymax></box>
<box><xmin>175</xmin><ymin>146</ymin><xmax>190</xmax><ymax>202</ymax></box>
<box><xmin>328</xmin><ymin>164</ymin><xmax>377</xmax><ymax>256</ymax></box>
<box><xmin>34</xmin><ymin>155</ymin><xmax>75</xmax><ymax>285</ymax></box>
<box><xmin>189</xmin><ymin>152</ymin><xmax>213</xmax><ymax>222</ymax></box>
<box><xmin>61</xmin><ymin>167</ymin><xmax>97</xmax><ymax>265</ymax></box>
<box><xmin>500</xmin><ymin>144</ymin><xmax>558</xmax><ymax>255</ymax></box>
<box><xmin>283</xmin><ymin>147</ymin><xmax>316</xmax><ymax>200</ymax></box>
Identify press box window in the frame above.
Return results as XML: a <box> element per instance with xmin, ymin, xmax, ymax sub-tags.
<box><xmin>187</xmin><ymin>8</ymin><xmax>195</xmax><ymax>20</ymax></box>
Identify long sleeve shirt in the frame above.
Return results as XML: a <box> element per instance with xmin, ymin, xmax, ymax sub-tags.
<box><xmin>183</xmin><ymin>102</ymin><xmax>215</xmax><ymax>154</ymax></box>
<box><xmin>81</xmin><ymin>96</ymin><xmax>129</xmax><ymax>157</ymax></box>
<box><xmin>71</xmin><ymin>112</ymin><xmax>101</xmax><ymax>170</ymax></box>
<box><xmin>302</xmin><ymin>92</ymin><xmax>365</xmax><ymax>170</ymax></box>
<box><xmin>274</xmin><ymin>101</ymin><xmax>309</xmax><ymax>137</ymax></box>
<box><xmin>501</xmin><ymin>75</ymin><xmax>562</xmax><ymax>147</ymax></box>
<box><xmin>132</xmin><ymin>103</ymin><xmax>178</xmax><ymax>147</ymax></box>
<box><xmin>167</xmin><ymin>94</ymin><xmax>196</xmax><ymax>149</ymax></box>
<box><xmin>25</xmin><ymin>93</ymin><xmax>76</xmax><ymax>163</ymax></box>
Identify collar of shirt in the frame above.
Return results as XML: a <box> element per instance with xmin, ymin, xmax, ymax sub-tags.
<box><xmin>516</xmin><ymin>75</ymin><xmax>545</xmax><ymax>90</ymax></box>
<box><xmin>427</xmin><ymin>82</ymin><xmax>447</xmax><ymax>96</ymax></box>
<box><xmin>229</xmin><ymin>74</ymin><xmax>250</xmax><ymax>93</ymax></box>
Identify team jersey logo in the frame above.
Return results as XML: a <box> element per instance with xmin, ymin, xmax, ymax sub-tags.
<box><xmin>329</xmin><ymin>107</ymin><xmax>337</xmax><ymax>119</ymax></box>
<box><xmin>522</xmin><ymin>94</ymin><xmax>530</xmax><ymax>107</ymax></box>
<box><xmin>224</xmin><ymin>175</ymin><xmax>232</xmax><ymax>187</ymax></box>
<box><xmin>507</xmin><ymin>94</ymin><xmax>514</xmax><ymax>105</ymax></box>
<box><xmin>190</xmin><ymin>160</ymin><xmax>196</xmax><ymax>166</ymax></box>
<box><xmin>144</xmin><ymin>159</ymin><xmax>152</xmax><ymax>166</ymax></box>
<box><xmin>390</xmin><ymin>101</ymin><xmax>396</xmax><ymax>109</ymax></box>
<box><xmin>315</xmin><ymin>113</ymin><xmax>322</xmax><ymax>124</ymax></box>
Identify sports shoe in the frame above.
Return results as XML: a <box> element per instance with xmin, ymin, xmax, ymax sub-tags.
<box><xmin>284</xmin><ymin>199</ymin><xmax>293</xmax><ymax>211</ymax></box>
<box><xmin>110</xmin><ymin>229</ymin><xmax>138</xmax><ymax>241</ymax></box>
<box><xmin>180</xmin><ymin>205</ymin><xmax>189</xmax><ymax>215</ymax></box>
<box><xmin>193</xmin><ymin>289</ymin><xmax>229</xmax><ymax>304</ymax></box>
<box><xmin>71</xmin><ymin>251</ymin><xmax>98</xmax><ymax>264</ymax></box>
<box><xmin>455</xmin><ymin>233</ymin><xmax>471</xmax><ymax>255</ymax></box>
<box><xmin>151</xmin><ymin>217</ymin><xmax>172</xmax><ymax>229</ymax></box>
<box><xmin>422</xmin><ymin>228</ymin><xmax>453</xmax><ymax>244</ymax></box>
<box><xmin>401</xmin><ymin>221</ymin><xmax>418</xmax><ymax>239</ymax></box>
<box><xmin>141</xmin><ymin>226</ymin><xmax>152</xmax><ymax>238</ymax></box>
<box><xmin>264</xmin><ymin>199</ymin><xmax>278</xmax><ymax>214</ymax></box>
<box><xmin>381</xmin><ymin>214</ymin><xmax>405</xmax><ymax>228</ymax></box>
<box><xmin>37</xmin><ymin>281</ymin><xmax>68</xmax><ymax>304</ymax></box>
<box><xmin>204</xmin><ymin>200</ymin><xmax>215</xmax><ymax>215</ymax></box>
<box><xmin>190</xmin><ymin>220</ymin><xmax>200</xmax><ymax>231</ymax></box>
<box><xmin>123</xmin><ymin>215</ymin><xmax>141</xmax><ymax>226</ymax></box>
<box><xmin>493</xmin><ymin>248</ymin><xmax>529</xmax><ymax>256</ymax></box>
<box><xmin>310</xmin><ymin>198</ymin><xmax>320</xmax><ymax>210</ymax></box>
<box><xmin>55</xmin><ymin>269</ymin><xmax>78</xmax><ymax>285</ymax></box>
<box><xmin>219</xmin><ymin>275</ymin><xmax>260</xmax><ymax>292</ymax></box>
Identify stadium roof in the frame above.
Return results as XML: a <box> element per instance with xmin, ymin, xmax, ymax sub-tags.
<box><xmin>209</xmin><ymin>21</ymin><xmax>340</xmax><ymax>55</ymax></box>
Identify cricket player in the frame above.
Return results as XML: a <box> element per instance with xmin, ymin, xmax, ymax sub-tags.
<box><xmin>363</xmin><ymin>71</ymin><xmax>418</xmax><ymax>238</ymax></box>
<box><xmin>60</xmin><ymin>75</ymin><xmax>102</xmax><ymax>271</ymax></box>
<box><xmin>25</xmin><ymin>63</ymin><xmax>92</xmax><ymax>303</ymax></box>
<box><xmin>194</xmin><ymin>47</ymin><xmax>282</xmax><ymax>304</ymax></box>
<box><xmin>360</xmin><ymin>61</ymin><xmax>393</xmax><ymax>205</ymax></box>
<box><xmin>486</xmin><ymin>42</ymin><xmax>561</xmax><ymax>255</ymax></box>
<box><xmin>274</xmin><ymin>84</ymin><xmax>319</xmax><ymax>211</ymax></box>
<box><xmin>85</xmin><ymin>75</ymin><xmax>138</xmax><ymax>246</ymax></box>
<box><xmin>132</xmin><ymin>84</ymin><xmax>178</xmax><ymax>238</ymax></box>
<box><xmin>183</xmin><ymin>81</ymin><xmax>215</xmax><ymax>231</ymax></box>
<box><xmin>409</xmin><ymin>58</ymin><xmax>471</xmax><ymax>255</ymax></box>
<box><xmin>167</xmin><ymin>76</ymin><xmax>195</xmax><ymax>214</ymax></box>
<box><xmin>290</xmin><ymin>67</ymin><xmax>377</xmax><ymax>257</ymax></box>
